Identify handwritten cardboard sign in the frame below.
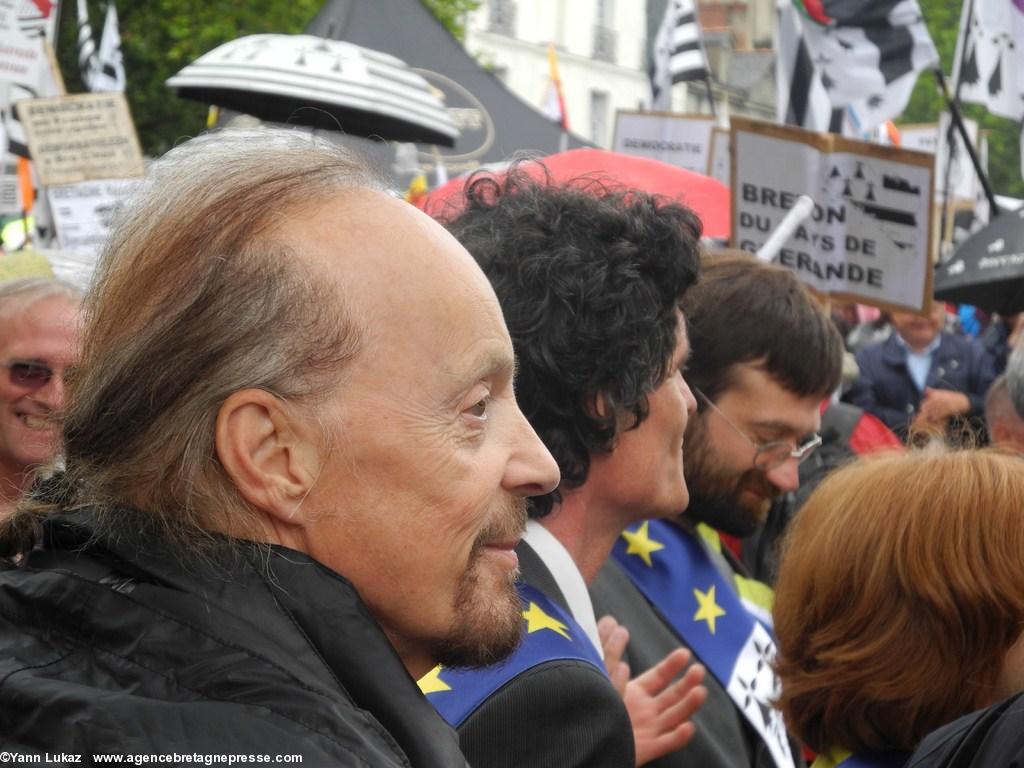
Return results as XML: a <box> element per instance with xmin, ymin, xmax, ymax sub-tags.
<box><xmin>731</xmin><ymin>117</ymin><xmax>935</xmax><ymax>312</ymax></box>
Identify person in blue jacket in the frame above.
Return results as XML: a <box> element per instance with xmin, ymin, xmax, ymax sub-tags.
<box><xmin>844</xmin><ymin>302</ymin><xmax>995</xmax><ymax>442</ymax></box>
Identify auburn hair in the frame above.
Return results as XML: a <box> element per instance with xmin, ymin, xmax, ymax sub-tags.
<box><xmin>774</xmin><ymin>446</ymin><xmax>1024</xmax><ymax>754</ymax></box>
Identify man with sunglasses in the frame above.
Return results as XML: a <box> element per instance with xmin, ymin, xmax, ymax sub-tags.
<box><xmin>0</xmin><ymin>278</ymin><xmax>80</xmax><ymax>516</ymax></box>
<box><xmin>591</xmin><ymin>253</ymin><xmax>843</xmax><ymax>768</ymax></box>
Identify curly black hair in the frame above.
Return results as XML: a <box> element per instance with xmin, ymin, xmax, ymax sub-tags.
<box><xmin>443</xmin><ymin>167</ymin><xmax>702</xmax><ymax>516</ymax></box>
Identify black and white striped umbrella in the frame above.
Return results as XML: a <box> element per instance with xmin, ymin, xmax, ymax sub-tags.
<box><xmin>167</xmin><ymin>33</ymin><xmax>459</xmax><ymax>147</ymax></box>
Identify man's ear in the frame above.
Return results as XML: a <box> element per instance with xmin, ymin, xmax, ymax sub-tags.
<box><xmin>215</xmin><ymin>389</ymin><xmax>322</xmax><ymax>524</ymax></box>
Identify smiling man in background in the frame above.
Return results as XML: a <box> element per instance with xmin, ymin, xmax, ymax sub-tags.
<box><xmin>592</xmin><ymin>254</ymin><xmax>843</xmax><ymax>768</ymax></box>
<box><xmin>0</xmin><ymin>278</ymin><xmax>80</xmax><ymax>517</ymax></box>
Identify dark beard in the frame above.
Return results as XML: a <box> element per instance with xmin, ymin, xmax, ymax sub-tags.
<box><xmin>683</xmin><ymin>417</ymin><xmax>778</xmax><ymax>539</ymax></box>
<box><xmin>428</xmin><ymin>496</ymin><xmax>528</xmax><ymax>669</ymax></box>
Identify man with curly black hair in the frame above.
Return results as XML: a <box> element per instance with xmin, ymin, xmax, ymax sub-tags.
<box><xmin>424</xmin><ymin>169</ymin><xmax>706</xmax><ymax>768</ymax></box>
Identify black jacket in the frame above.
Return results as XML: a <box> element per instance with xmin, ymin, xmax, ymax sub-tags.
<box><xmin>845</xmin><ymin>331</ymin><xmax>995</xmax><ymax>440</ymax></box>
<box><xmin>906</xmin><ymin>693</ymin><xmax>1024</xmax><ymax>768</ymax></box>
<box><xmin>0</xmin><ymin>511</ymin><xmax>467</xmax><ymax>766</ymax></box>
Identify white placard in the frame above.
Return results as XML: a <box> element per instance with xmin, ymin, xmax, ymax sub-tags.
<box><xmin>612</xmin><ymin>111</ymin><xmax>715</xmax><ymax>175</ymax></box>
<box><xmin>18</xmin><ymin>92</ymin><xmax>145</xmax><ymax>185</ymax></box>
<box><xmin>732</xmin><ymin>118</ymin><xmax>934</xmax><ymax>312</ymax></box>
<box><xmin>48</xmin><ymin>178</ymin><xmax>139</xmax><ymax>253</ymax></box>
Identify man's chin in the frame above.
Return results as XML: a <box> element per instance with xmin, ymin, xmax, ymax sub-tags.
<box><xmin>687</xmin><ymin>492</ymin><xmax>768</xmax><ymax>540</ymax></box>
<box><xmin>431</xmin><ymin>581</ymin><xmax>523</xmax><ymax>669</ymax></box>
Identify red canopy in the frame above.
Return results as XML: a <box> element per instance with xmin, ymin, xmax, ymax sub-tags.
<box><xmin>417</xmin><ymin>147</ymin><xmax>731</xmax><ymax>239</ymax></box>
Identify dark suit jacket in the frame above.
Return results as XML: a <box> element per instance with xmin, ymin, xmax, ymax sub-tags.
<box><xmin>845</xmin><ymin>331</ymin><xmax>995</xmax><ymax>439</ymax></box>
<box><xmin>906</xmin><ymin>692</ymin><xmax>1024</xmax><ymax>768</ymax></box>
<box><xmin>590</xmin><ymin>558</ymin><xmax>777</xmax><ymax>768</ymax></box>
<box><xmin>457</xmin><ymin>541</ymin><xmax>635</xmax><ymax>768</ymax></box>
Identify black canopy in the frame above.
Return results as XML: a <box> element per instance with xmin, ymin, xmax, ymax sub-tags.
<box><xmin>306</xmin><ymin>0</ymin><xmax>590</xmax><ymax>181</ymax></box>
<box><xmin>934</xmin><ymin>207</ymin><xmax>1024</xmax><ymax>315</ymax></box>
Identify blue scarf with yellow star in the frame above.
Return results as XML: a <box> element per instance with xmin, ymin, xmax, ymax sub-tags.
<box><xmin>613</xmin><ymin>519</ymin><xmax>796</xmax><ymax>768</ymax></box>
<box><xmin>418</xmin><ymin>582</ymin><xmax>605</xmax><ymax>727</ymax></box>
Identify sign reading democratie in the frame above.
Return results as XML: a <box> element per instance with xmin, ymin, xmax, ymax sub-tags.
<box><xmin>17</xmin><ymin>93</ymin><xmax>145</xmax><ymax>186</ymax></box>
<box><xmin>731</xmin><ymin>117</ymin><xmax>934</xmax><ymax>313</ymax></box>
<box><xmin>613</xmin><ymin>111</ymin><xmax>714</xmax><ymax>175</ymax></box>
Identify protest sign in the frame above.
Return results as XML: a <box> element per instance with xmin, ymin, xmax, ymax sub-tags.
<box><xmin>48</xmin><ymin>177</ymin><xmax>139</xmax><ymax>252</ymax></box>
<box><xmin>612</xmin><ymin>111</ymin><xmax>715</xmax><ymax>174</ymax></box>
<box><xmin>17</xmin><ymin>92</ymin><xmax>144</xmax><ymax>185</ymax></box>
<box><xmin>731</xmin><ymin>117</ymin><xmax>934</xmax><ymax>312</ymax></box>
<box><xmin>707</xmin><ymin>126</ymin><xmax>730</xmax><ymax>186</ymax></box>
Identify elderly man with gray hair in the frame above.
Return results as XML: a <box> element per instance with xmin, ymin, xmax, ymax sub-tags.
<box><xmin>0</xmin><ymin>277</ymin><xmax>80</xmax><ymax>516</ymax></box>
<box><xmin>0</xmin><ymin>129</ymin><xmax>560</xmax><ymax>763</ymax></box>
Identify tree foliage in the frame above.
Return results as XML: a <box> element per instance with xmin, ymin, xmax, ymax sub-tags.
<box><xmin>902</xmin><ymin>0</ymin><xmax>1023</xmax><ymax>198</ymax></box>
<box><xmin>55</xmin><ymin>0</ymin><xmax>476</xmax><ymax>156</ymax></box>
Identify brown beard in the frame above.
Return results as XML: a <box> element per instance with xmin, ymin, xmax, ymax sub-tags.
<box><xmin>428</xmin><ymin>495</ymin><xmax>529</xmax><ymax>669</ymax></box>
<box><xmin>683</xmin><ymin>416</ymin><xmax>780</xmax><ymax>539</ymax></box>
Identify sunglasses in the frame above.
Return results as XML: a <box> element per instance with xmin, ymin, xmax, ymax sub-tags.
<box><xmin>4</xmin><ymin>360</ymin><xmax>56</xmax><ymax>390</ymax></box>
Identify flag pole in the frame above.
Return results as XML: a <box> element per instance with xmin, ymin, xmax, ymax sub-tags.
<box><xmin>933</xmin><ymin>68</ymin><xmax>999</xmax><ymax>217</ymax></box>
<box><xmin>704</xmin><ymin>76</ymin><xmax>717</xmax><ymax>119</ymax></box>
<box><xmin>939</xmin><ymin>0</ymin><xmax>981</xmax><ymax>244</ymax></box>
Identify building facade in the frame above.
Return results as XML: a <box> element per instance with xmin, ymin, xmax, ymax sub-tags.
<box><xmin>463</xmin><ymin>0</ymin><xmax>777</xmax><ymax>149</ymax></box>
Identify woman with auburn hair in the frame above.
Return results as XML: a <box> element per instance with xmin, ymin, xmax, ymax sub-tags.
<box><xmin>773</xmin><ymin>447</ymin><xmax>1024</xmax><ymax>768</ymax></box>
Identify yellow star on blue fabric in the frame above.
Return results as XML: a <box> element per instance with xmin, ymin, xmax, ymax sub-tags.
<box><xmin>693</xmin><ymin>584</ymin><xmax>726</xmax><ymax>634</ymax></box>
<box><xmin>417</xmin><ymin>665</ymin><xmax>451</xmax><ymax>695</ymax></box>
<box><xmin>522</xmin><ymin>601</ymin><xmax>571</xmax><ymax>639</ymax></box>
<box><xmin>620</xmin><ymin>521</ymin><xmax>665</xmax><ymax>567</ymax></box>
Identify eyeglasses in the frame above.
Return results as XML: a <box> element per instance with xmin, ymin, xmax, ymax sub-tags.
<box><xmin>4</xmin><ymin>360</ymin><xmax>56</xmax><ymax>390</ymax></box>
<box><xmin>693</xmin><ymin>386</ymin><xmax>821</xmax><ymax>472</ymax></box>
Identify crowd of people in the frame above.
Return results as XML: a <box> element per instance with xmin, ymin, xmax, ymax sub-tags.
<box><xmin>0</xmin><ymin>126</ymin><xmax>1022</xmax><ymax>767</ymax></box>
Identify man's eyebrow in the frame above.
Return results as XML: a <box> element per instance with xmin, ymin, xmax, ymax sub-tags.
<box><xmin>462</xmin><ymin>348</ymin><xmax>517</xmax><ymax>384</ymax></box>
<box><xmin>749</xmin><ymin>419</ymin><xmax>815</xmax><ymax>437</ymax></box>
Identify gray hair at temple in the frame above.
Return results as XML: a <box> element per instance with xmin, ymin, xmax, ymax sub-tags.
<box><xmin>3</xmin><ymin>128</ymin><xmax>383</xmax><ymax>551</ymax></box>
<box><xmin>1006</xmin><ymin>343</ymin><xmax>1024</xmax><ymax>419</ymax></box>
<box><xmin>0</xmin><ymin>277</ymin><xmax>82</xmax><ymax>320</ymax></box>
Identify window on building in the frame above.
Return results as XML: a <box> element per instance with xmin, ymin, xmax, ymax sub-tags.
<box><xmin>590</xmin><ymin>89</ymin><xmax>610</xmax><ymax>145</ymax></box>
<box><xmin>488</xmin><ymin>0</ymin><xmax>517</xmax><ymax>35</ymax></box>
<box><xmin>592</xmin><ymin>0</ymin><xmax>616</xmax><ymax>63</ymax></box>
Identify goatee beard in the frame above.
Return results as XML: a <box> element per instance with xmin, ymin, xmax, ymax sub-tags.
<box><xmin>428</xmin><ymin>496</ymin><xmax>529</xmax><ymax>669</ymax></box>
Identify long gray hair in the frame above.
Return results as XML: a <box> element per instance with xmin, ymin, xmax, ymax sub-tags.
<box><xmin>3</xmin><ymin>128</ymin><xmax>383</xmax><ymax>553</ymax></box>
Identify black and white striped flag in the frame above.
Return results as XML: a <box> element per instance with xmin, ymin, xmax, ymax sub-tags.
<box><xmin>648</xmin><ymin>0</ymin><xmax>710</xmax><ymax>110</ymax></box>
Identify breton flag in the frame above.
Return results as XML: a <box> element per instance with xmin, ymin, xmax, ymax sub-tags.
<box><xmin>776</xmin><ymin>0</ymin><xmax>836</xmax><ymax>131</ymax></box>
<box><xmin>648</xmin><ymin>0</ymin><xmax>710</xmax><ymax>111</ymax></box>
<box><xmin>77</xmin><ymin>0</ymin><xmax>125</xmax><ymax>92</ymax></box>
<box><xmin>953</xmin><ymin>0</ymin><xmax>1024</xmax><ymax>180</ymax></box>
<box><xmin>777</xmin><ymin>0</ymin><xmax>937</xmax><ymax>134</ymax></box>
<box><xmin>541</xmin><ymin>43</ymin><xmax>570</xmax><ymax>131</ymax></box>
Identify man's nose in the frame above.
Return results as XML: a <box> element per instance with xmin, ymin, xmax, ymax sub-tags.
<box><xmin>503</xmin><ymin>409</ymin><xmax>560</xmax><ymax>497</ymax></box>
<box><xmin>764</xmin><ymin>456</ymin><xmax>801</xmax><ymax>494</ymax></box>
<box><xmin>32</xmin><ymin>372</ymin><xmax>65</xmax><ymax>410</ymax></box>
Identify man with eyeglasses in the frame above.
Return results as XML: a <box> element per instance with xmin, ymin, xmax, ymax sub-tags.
<box><xmin>591</xmin><ymin>253</ymin><xmax>843</xmax><ymax>768</ymax></box>
<box><xmin>0</xmin><ymin>278</ymin><xmax>80</xmax><ymax>516</ymax></box>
